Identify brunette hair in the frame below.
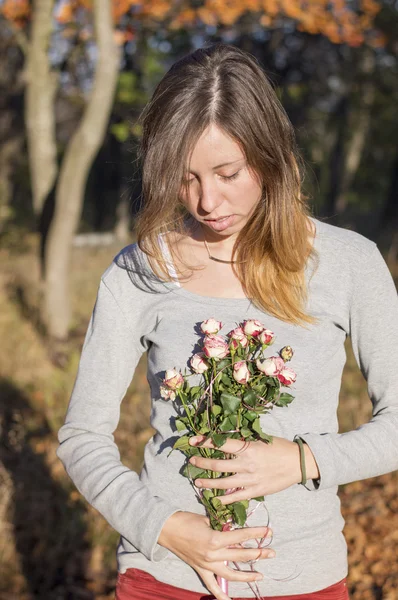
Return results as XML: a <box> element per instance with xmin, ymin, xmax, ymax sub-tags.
<box><xmin>135</xmin><ymin>43</ymin><xmax>318</xmax><ymax>326</ymax></box>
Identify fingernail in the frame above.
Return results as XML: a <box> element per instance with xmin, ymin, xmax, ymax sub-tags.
<box><xmin>195</xmin><ymin>480</ymin><xmax>203</xmax><ymax>487</ymax></box>
<box><xmin>189</xmin><ymin>436</ymin><xmax>200</xmax><ymax>445</ymax></box>
<box><xmin>255</xmin><ymin>574</ymin><xmax>263</xmax><ymax>581</ymax></box>
<box><xmin>268</xmin><ymin>550</ymin><xmax>276</xmax><ymax>558</ymax></box>
<box><xmin>266</xmin><ymin>529</ymin><xmax>273</xmax><ymax>538</ymax></box>
<box><xmin>190</xmin><ymin>457</ymin><xmax>197</xmax><ymax>465</ymax></box>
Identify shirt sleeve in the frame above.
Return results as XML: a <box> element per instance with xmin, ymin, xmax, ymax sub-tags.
<box><xmin>297</xmin><ymin>244</ymin><xmax>398</xmax><ymax>490</ymax></box>
<box><xmin>56</xmin><ymin>277</ymin><xmax>182</xmax><ymax>560</ymax></box>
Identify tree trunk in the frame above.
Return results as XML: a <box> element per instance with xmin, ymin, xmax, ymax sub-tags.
<box><xmin>323</xmin><ymin>95</ymin><xmax>349</xmax><ymax>218</ymax></box>
<box><xmin>335</xmin><ymin>51</ymin><xmax>375</xmax><ymax>214</ymax></box>
<box><xmin>382</xmin><ymin>149</ymin><xmax>398</xmax><ymax>226</ymax></box>
<box><xmin>44</xmin><ymin>0</ymin><xmax>121</xmax><ymax>340</ymax></box>
<box><xmin>24</xmin><ymin>0</ymin><xmax>58</xmax><ymax>217</ymax></box>
<box><xmin>0</xmin><ymin>136</ymin><xmax>24</xmax><ymax>233</ymax></box>
<box><xmin>114</xmin><ymin>186</ymin><xmax>131</xmax><ymax>243</ymax></box>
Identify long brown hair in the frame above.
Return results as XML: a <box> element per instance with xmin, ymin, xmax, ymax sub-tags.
<box><xmin>135</xmin><ymin>43</ymin><xmax>318</xmax><ymax>326</ymax></box>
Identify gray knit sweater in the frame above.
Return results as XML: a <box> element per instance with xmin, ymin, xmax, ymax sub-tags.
<box><xmin>57</xmin><ymin>218</ymin><xmax>398</xmax><ymax>596</ymax></box>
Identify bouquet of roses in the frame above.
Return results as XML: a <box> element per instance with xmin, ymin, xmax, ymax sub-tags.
<box><xmin>161</xmin><ymin>318</ymin><xmax>297</xmax><ymax>536</ymax></box>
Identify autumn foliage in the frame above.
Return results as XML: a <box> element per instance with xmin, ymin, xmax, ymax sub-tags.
<box><xmin>1</xmin><ymin>0</ymin><xmax>384</xmax><ymax>47</ymax></box>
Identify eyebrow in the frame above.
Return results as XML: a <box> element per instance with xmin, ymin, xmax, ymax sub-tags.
<box><xmin>188</xmin><ymin>158</ymin><xmax>244</xmax><ymax>174</ymax></box>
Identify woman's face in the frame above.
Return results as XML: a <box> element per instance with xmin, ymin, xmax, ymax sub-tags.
<box><xmin>180</xmin><ymin>124</ymin><xmax>263</xmax><ymax>242</ymax></box>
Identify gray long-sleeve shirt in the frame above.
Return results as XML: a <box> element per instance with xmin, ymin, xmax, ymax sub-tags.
<box><xmin>57</xmin><ymin>217</ymin><xmax>398</xmax><ymax>596</ymax></box>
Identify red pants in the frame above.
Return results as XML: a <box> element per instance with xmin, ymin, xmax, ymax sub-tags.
<box><xmin>115</xmin><ymin>568</ymin><xmax>349</xmax><ymax>600</ymax></box>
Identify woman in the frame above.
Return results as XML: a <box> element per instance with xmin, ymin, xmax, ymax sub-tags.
<box><xmin>57</xmin><ymin>44</ymin><xmax>398</xmax><ymax>600</ymax></box>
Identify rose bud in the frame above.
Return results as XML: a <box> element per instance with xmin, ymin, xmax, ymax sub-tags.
<box><xmin>233</xmin><ymin>361</ymin><xmax>251</xmax><ymax>384</ymax></box>
<box><xmin>277</xmin><ymin>367</ymin><xmax>297</xmax><ymax>386</ymax></box>
<box><xmin>256</xmin><ymin>355</ymin><xmax>285</xmax><ymax>376</ymax></box>
<box><xmin>203</xmin><ymin>334</ymin><xmax>229</xmax><ymax>359</ymax></box>
<box><xmin>163</xmin><ymin>368</ymin><xmax>184</xmax><ymax>390</ymax></box>
<box><xmin>280</xmin><ymin>345</ymin><xmax>294</xmax><ymax>362</ymax></box>
<box><xmin>228</xmin><ymin>327</ymin><xmax>249</xmax><ymax>349</ymax></box>
<box><xmin>201</xmin><ymin>318</ymin><xmax>222</xmax><ymax>335</ymax></box>
<box><xmin>242</xmin><ymin>319</ymin><xmax>264</xmax><ymax>337</ymax></box>
<box><xmin>190</xmin><ymin>352</ymin><xmax>209</xmax><ymax>374</ymax></box>
<box><xmin>259</xmin><ymin>329</ymin><xmax>275</xmax><ymax>346</ymax></box>
<box><xmin>160</xmin><ymin>385</ymin><xmax>176</xmax><ymax>401</ymax></box>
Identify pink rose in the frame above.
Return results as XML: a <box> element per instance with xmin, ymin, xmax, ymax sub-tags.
<box><xmin>228</xmin><ymin>327</ymin><xmax>249</xmax><ymax>349</ymax></box>
<box><xmin>242</xmin><ymin>319</ymin><xmax>264</xmax><ymax>337</ymax></box>
<box><xmin>259</xmin><ymin>329</ymin><xmax>275</xmax><ymax>346</ymax></box>
<box><xmin>163</xmin><ymin>368</ymin><xmax>184</xmax><ymax>390</ymax></box>
<box><xmin>203</xmin><ymin>334</ymin><xmax>229</xmax><ymax>359</ymax></box>
<box><xmin>201</xmin><ymin>318</ymin><xmax>222</xmax><ymax>335</ymax></box>
<box><xmin>190</xmin><ymin>352</ymin><xmax>209</xmax><ymax>374</ymax></box>
<box><xmin>160</xmin><ymin>385</ymin><xmax>176</xmax><ymax>401</ymax></box>
<box><xmin>277</xmin><ymin>367</ymin><xmax>297</xmax><ymax>386</ymax></box>
<box><xmin>256</xmin><ymin>355</ymin><xmax>285</xmax><ymax>376</ymax></box>
<box><xmin>233</xmin><ymin>361</ymin><xmax>251</xmax><ymax>384</ymax></box>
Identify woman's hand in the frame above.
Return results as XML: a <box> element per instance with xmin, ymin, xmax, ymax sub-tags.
<box><xmin>187</xmin><ymin>435</ymin><xmax>319</xmax><ymax>505</ymax></box>
<box><xmin>158</xmin><ymin>511</ymin><xmax>274</xmax><ymax>600</ymax></box>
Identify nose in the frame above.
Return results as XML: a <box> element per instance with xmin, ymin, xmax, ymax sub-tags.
<box><xmin>198</xmin><ymin>178</ymin><xmax>223</xmax><ymax>215</ymax></box>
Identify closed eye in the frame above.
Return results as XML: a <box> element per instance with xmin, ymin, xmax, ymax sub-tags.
<box><xmin>220</xmin><ymin>170</ymin><xmax>240</xmax><ymax>181</ymax></box>
<box><xmin>183</xmin><ymin>169</ymin><xmax>241</xmax><ymax>185</ymax></box>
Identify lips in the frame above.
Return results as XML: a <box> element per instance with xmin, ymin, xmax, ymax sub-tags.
<box><xmin>203</xmin><ymin>215</ymin><xmax>235</xmax><ymax>231</ymax></box>
<box><xmin>204</xmin><ymin>216</ymin><xmax>232</xmax><ymax>222</ymax></box>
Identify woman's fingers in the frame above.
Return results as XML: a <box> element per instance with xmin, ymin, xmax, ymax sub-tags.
<box><xmin>190</xmin><ymin>455</ymin><xmax>244</xmax><ymax>473</ymax></box>
<box><xmin>219</xmin><ymin>487</ymin><xmax>253</xmax><ymax>504</ymax></box>
<box><xmin>198</xmin><ymin>569</ymin><xmax>232</xmax><ymax>600</ymax></box>
<box><xmin>189</xmin><ymin>435</ymin><xmax>252</xmax><ymax>456</ymax></box>
<box><xmin>217</xmin><ymin>563</ymin><xmax>263</xmax><ymax>582</ymax></box>
<box><xmin>224</xmin><ymin>545</ymin><xmax>275</xmax><ymax>563</ymax></box>
<box><xmin>195</xmin><ymin>473</ymin><xmax>242</xmax><ymax>489</ymax></box>
<box><xmin>221</xmin><ymin>525</ymin><xmax>271</xmax><ymax>548</ymax></box>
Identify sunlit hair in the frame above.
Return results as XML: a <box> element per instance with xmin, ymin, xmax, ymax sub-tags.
<box><xmin>135</xmin><ymin>43</ymin><xmax>318</xmax><ymax>326</ymax></box>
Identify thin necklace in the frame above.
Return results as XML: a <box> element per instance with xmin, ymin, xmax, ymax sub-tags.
<box><xmin>203</xmin><ymin>238</ymin><xmax>238</xmax><ymax>264</ymax></box>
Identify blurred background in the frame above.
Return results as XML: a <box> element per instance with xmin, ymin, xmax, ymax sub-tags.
<box><xmin>0</xmin><ymin>0</ymin><xmax>397</xmax><ymax>598</ymax></box>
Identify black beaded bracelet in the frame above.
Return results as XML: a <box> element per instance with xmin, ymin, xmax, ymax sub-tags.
<box><xmin>294</xmin><ymin>437</ymin><xmax>307</xmax><ymax>485</ymax></box>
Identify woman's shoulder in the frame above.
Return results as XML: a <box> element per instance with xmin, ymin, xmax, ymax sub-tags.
<box><xmin>100</xmin><ymin>242</ymin><xmax>172</xmax><ymax>298</ymax></box>
<box><xmin>312</xmin><ymin>217</ymin><xmax>376</xmax><ymax>261</ymax></box>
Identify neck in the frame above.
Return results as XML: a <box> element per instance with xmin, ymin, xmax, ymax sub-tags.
<box><xmin>199</xmin><ymin>224</ymin><xmax>243</xmax><ymax>265</ymax></box>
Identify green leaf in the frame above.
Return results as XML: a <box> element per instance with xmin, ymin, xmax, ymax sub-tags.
<box><xmin>243</xmin><ymin>390</ymin><xmax>257</xmax><ymax>408</ymax></box>
<box><xmin>198</xmin><ymin>425</ymin><xmax>210</xmax><ymax>434</ymax></box>
<box><xmin>173</xmin><ymin>435</ymin><xmax>190</xmax><ymax>452</ymax></box>
<box><xmin>232</xmin><ymin>502</ymin><xmax>247</xmax><ymax>526</ymax></box>
<box><xmin>190</xmin><ymin>386</ymin><xmax>202</xmax><ymax>400</ymax></box>
<box><xmin>228</xmin><ymin>414</ymin><xmax>237</xmax><ymax>428</ymax></box>
<box><xmin>220</xmin><ymin>393</ymin><xmax>241</xmax><ymax>415</ymax></box>
<box><xmin>202</xmin><ymin>489</ymin><xmax>214</xmax><ymax>501</ymax></box>
<box><xmin>175</xmin><ymin>419</ymin><xmax>187</xmax><ymax>432</ymax></box>
<box><xmin>245</xmin><ymin>410</ymin><xmax>258</xmax><ymax>422</ymax></box>
<box><xmin>250</xmin><ymin>418</ymin><xmax>272</xmax><ymax>443</ymax></box>
<box><xmin>219</xmin><ymin>417</ymin><xmax>233</xmax><ymax>432</ymax></box>
<box><xmin>211</xmin><ymin>433</ymin><xmax>228</xmax><ymax>448</ymax></box>
<box><xmin>221</xmin><ymin>373</ymin><xmax>232</xmax><ymax>386</ymax></box>
<box><xmin>217</xmin><ymin>359</ymin><xmax>230</xmax><ymax>371</ymax></box>
<box><xmin>211</xmin><ymin>404</ymin><xmax>222</xmax><ymax>416</ymax></box>
<box><xmin>211</xmin><ymin>497</ymin><xmax>223</xmax><ymax>510</ymax></box>
<box><xmin>253</xmin><ymin>495</ymin><xmax>265</xmax><ymax>502</ymax></box>
<box><xmin>240</xmin><ymin>428</ymin><xmax>252</xmax><ymax>438</ymax></box>
<box><xmin>275</xmin><ymin>393</ymin><xmax>295</xmax><ymax>407</ymax></box>
<box><xmin>182</xmin><ymin>464</ymin><xmax>206</xmax><ymax>479</ymax></box>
